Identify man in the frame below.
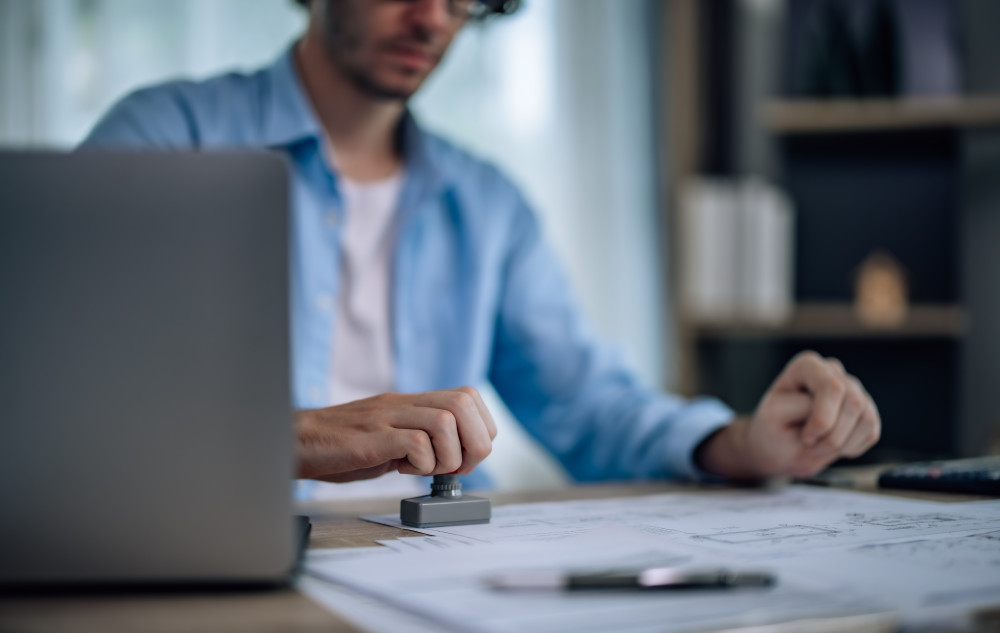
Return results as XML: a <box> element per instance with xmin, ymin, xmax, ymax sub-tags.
<box><xmin>83</xmin><ymin>0</ymin><xmax>880</xmax><ymax>491</ymax></box>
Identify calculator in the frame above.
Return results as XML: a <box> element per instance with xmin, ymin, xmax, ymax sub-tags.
<box><xmin>877</xmin><ymin>456</ymin><xmax>1000</xmax><ymax>495</ymax></box>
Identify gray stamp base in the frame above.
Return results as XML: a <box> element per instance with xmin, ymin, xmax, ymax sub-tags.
<box><xmin>400</xmin><ymin>495</ymin><xmax>491</xmax><ymax>528</ymax></box>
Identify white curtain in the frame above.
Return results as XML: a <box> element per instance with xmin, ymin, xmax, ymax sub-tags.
<box><xmin>0</xmin><ymin>0</ymin><xmax>668</xmax><ymax>489</ymax></box>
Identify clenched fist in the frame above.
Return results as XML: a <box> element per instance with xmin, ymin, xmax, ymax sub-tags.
<box><xmin>697</xmin><ymin>351</ymin><xmax>881</xmax><ymax>480</ymax></box>
<box><xmin>295</xmin><ymin>386</ymin><xmax>498</xmax><ymax>483</ymax></box>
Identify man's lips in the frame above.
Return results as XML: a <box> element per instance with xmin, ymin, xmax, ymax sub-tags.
<box><xmin>384</xmin><ymin>44</ymin><xmax>437</xmax><ymax>70</ymax></box>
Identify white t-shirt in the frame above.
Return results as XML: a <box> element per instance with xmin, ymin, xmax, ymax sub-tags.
<box><xmin>329</xmin><ymin>173</ymin><xmax>403</xmax><ymax>405</ymax></box>
<box><xmin>309</xmin><ymin>170</ymin><xmax>424</xmax><ymax>500</ymax></box>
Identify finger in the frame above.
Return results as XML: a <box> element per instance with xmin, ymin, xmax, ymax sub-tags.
<box><xmin>317</xmin><ymin>460</ymin><xmax>399</xmax><ymax>483</ymax></box>
<box><xmin>398</xmin><ymin>407</ymin><xmax>463</xmax><ymax>474</ymax></box>
<box><xmin>394</xmin><ymin>430</ymin><xmax>436</xmax><ymax>476</ymax></box>
<box><xmin>790</xmin><ymin>445</ymin><xmax>843</xmax><ymax>478</ymax></box>
<box><xmin>771</xmin><ymin>350</ymin><xmax>823</xmax><ymax>392</ymax></box>
<box><xmin>449</xmin><ymin>386</ymin><xmax>499</xmax><ymax>441</ymax></box>
<box><xmin>790</xmin><ymin>455</ymin><xmax>836</xmax><ymax>479</ymax></box>
<box><xmin>409</xmin><ymin>390</ymin><xmax>493</xmax><ymax>475</ymax></box>
<box><xmin>841</xmin><ymin>401</ymin><xmax>881</xmax><ymax>458</ymax></box>
<box><xmin>813</xmin><ymin>376</ymin><xmax>867</xmax><ymax>453</ymax></box>
<box><xmin>760</xmin><ymin>391</ymin><xmax>813</xmax><ymax>431</ymax></box>
<box><xmin>775</xmin><ymin>352</ymin><xmax>847</xmax><ymax>447</ymax></box>
<box><xmin>772</xmin><ymin>351</ymin><xmax>846</xmax><ymax>394</ymax></box>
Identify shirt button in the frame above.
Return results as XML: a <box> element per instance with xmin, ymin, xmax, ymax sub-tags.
<box><xmin>316</xmin><ymin>293</ymin><xmax>334</xmax><ymax>312</ymax></box>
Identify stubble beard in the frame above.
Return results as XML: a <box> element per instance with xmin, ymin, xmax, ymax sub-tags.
<box><xmin>342</xmin><ymin>63</ymin><xmax>418</xmax><ymax>101</ymax></box>
<box><xmin>320</xmin><ymin>8</ymin><xmax>422</xmax><ymax>102</ymax></box>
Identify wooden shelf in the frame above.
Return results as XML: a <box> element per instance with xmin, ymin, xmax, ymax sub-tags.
<box><xmin>765</xmin><ymin>97</ymin><xmax>1000</xmax><ymax>134</ymax></box>
<box><xmin>691</xmin><ymin>303</ymin><xmax>968</xmax><ymax>340</ymax></box>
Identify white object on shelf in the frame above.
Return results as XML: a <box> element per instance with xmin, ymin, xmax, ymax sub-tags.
<box><xmin>680</xmin><ymin>177</ymin><xmax>795</xmax><ymax>326</ymax></box>
<box><xmin>680</xmin><ymin>179</ymin><xmax>739</xmax><ymax>322</ymax></box>
<box><xmin>738</xmin><ymin>178</ymin><xmax>795</xmax><ymax>325</ymax></box>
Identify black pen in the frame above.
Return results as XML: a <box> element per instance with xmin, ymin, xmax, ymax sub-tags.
<box><xmin>486</xmin><ymin>567</ymin><xmax>776</xmax><ymax>591</ymax></box>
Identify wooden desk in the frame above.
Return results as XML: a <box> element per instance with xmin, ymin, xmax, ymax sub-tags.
<box><xmin>0</xmin><ymin>475</ymin><xmax>991</xmax><ymax>633</ymax></box>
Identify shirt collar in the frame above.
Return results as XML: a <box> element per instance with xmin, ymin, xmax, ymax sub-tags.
<box><xmin>260</xmin><ymin>44</ymin><xmax>323</xmax><ymax>148</ymax></box>
<box><xmin>398</xmin><ymin>110</ymin><xmax>447</xmax><ymax>197</ymax></box>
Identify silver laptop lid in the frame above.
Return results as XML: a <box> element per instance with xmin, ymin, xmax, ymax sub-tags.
<box><xmin>0</xmin><ymin>151</ymin><xmax>295</xmax><ymax>585</ymax></box>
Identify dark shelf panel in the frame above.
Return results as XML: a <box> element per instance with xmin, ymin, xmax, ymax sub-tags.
<box><xmin>765</xmin><ymin>98</ymin><xmax>1000</xmax><ymax>134</ymax></box>
<box><xmin>691</xmin><ymin>303</ymin><xmax>967</xmax><ymax>340</ymax></box>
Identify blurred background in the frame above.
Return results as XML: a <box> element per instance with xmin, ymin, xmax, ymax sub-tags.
<box><xmin>2</xmin><ymin>0</ymin><xmax>998</xmax><ymax>489</ymax></box>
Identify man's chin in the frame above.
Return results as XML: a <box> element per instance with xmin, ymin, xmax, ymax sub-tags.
<box><xmin>350</xmin><ymin>70</ymin><xmax>424</xmax><ymax>101</ymax></box>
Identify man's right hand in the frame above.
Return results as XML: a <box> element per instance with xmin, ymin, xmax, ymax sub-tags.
<box><xmin>294</xmin><ymin>386</ymin><xmax>498</xmax><ymax>483</ymax></box>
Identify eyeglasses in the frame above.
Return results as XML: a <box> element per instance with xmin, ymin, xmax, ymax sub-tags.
<box><xmin>445</xmin><ymin>0</ymin><xmax>522</xmax><ymax>20</ymax></box>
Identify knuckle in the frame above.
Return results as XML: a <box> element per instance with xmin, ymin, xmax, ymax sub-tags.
<box><xmin>431</xmin><ymin>410</ymin><xmax>456</xmax><ymax>433</ymax></box>
<box><xmin>867</xmin><ymin>424</ymin><xmax>881</xmax><ymax>445</ymax></box>
<box><xmin>843</xmin><ymin>446</ymin><xmax>865</xmax><ymax>458</ymax></box>
<box><xmin>857</xmin><ymin>415</ymin><xmax>877</xmax><ymax>433</ymax></box>
<box><xmin>442</xmin><ymin>454</ymin><xmax>462</xmax><ymax>473</ymax></box>
<box><xmin>452</xmin><ymin>390</ymin><xmax>475</xmax><ymax>411</ymax></box>
<box><xmin>826</xmin><ymin>379</ymin><xmax>846</xmax><ymax>399</ymax></box>
<box><xmin>843</xmin><ymin>420</ymin><xmax>880</xmax><ymax>457</ymax></box>
<box><xmin>797</xmin><ymin>349</ymin><xmax>821</xmax><ymax>362</ymax></box>
<box><xmin>825</xmin><ymin>357</ymin><xmax>846</xmax><ymax>373</ymax></box>
<box><xmin>848</xmin><ymin>375</ymin><xmax>864</xmax><ymax>389</ymax></box>
<box><xmin>813</xmin><ymin>415</ymin><xmax>836</xmax><ymax>434</ymax></box>
<box><xmin>845</xmin><ymin>391</ymin><xmax>866</xmax><ymax>413</ymax></box>
<box><xmin>408</xmin><ymin>430</ymin><xmax>431</xmax><ymax>452</ymax></box>
<box><xmin>820</xmin><ymin>433</ymin><xmax>842</xmax><ymax>451</ymax></box>
<box><xmin>794</xmin><ymin>350</ymin><xmax>822</xmax><ymax>368</ymax></box>
<box><xmin>467</xmin><ymin>440</ymin><xmax>492</xmax><ymax>462</ymax></box>
<box><xmin>457</xmin><ymin>385</ymin><xmax>480</xmax><ymax>399</ymax></box>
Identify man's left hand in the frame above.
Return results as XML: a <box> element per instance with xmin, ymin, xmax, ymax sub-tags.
<box><xmin>697</xmin><ymin>351</ymin><xmax>881</xmax><ymax>480</ymax></box>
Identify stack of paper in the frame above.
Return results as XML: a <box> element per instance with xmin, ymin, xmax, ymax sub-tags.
<box><xmin>304</xmin><ymin>487</ymin><xmax>1000</xmax><ymax>633</ymax></box>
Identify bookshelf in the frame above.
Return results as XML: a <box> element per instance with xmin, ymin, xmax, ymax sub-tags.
<box><xmin>657</xmin><ymin>0</ymin><xmax>1000</xmax><ymax>462</ymax></box>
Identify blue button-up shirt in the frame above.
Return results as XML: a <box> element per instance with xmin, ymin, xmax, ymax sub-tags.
<box><xmin>82</xmin><ymin>47</ymin><xmax>734</xmax><ymax>488</ymax></box>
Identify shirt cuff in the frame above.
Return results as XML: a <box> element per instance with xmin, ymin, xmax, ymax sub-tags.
<box><xmin>663</xmin><ymin>398</ymin><xmax>735</xmax><ymax>481</ymax></box>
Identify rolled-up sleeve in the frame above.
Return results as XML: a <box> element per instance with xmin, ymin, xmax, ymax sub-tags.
<box><xmin>488</xmin><ymin>193</ymin><xmax>734</xmax><ymax>482</ymax></box>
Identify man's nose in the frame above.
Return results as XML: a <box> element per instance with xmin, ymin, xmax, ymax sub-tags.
<box><xmin>406</xmin><ymin>0</ymin><xmax>456</xmax><ymax>35</ymax></box>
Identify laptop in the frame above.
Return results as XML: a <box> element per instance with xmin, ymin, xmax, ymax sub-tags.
<box><xmin>0</xmin><ymin>152</ymin><xmax>297</xmax><ymax>587</ymax></box>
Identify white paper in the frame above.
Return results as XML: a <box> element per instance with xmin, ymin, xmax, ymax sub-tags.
<box><xmin>776</xmin><ymin>528</ymin><xmax>1000</xmax><ymax>628</ymax></box>
<box><xmin>294</xmin><ymin>488</ymin><xmax>1000</xmax><ymax>632</ymax></box>
<box><xmin>308</xmin><ymin>526</ymin><xmax>893</xmax><ymax>633</ymax></box>
<box><xmin>376</xmin><ymin>535</ymin><xmax>475</xmax><ymax>553</ymax></box>
<box><xmin>341</xmin><ymin>487</ymin><xmax>1000</xmax><ymax>631</ymax></box>
<box><xmin>298</xmin><ymin>562</ymin><xmax>442</xmax><ymax>633</ymax></box>
<box><xmin>365</xmin><ymin>486</ymin><xmax>999</xmax><ymax>558</ymax></box>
